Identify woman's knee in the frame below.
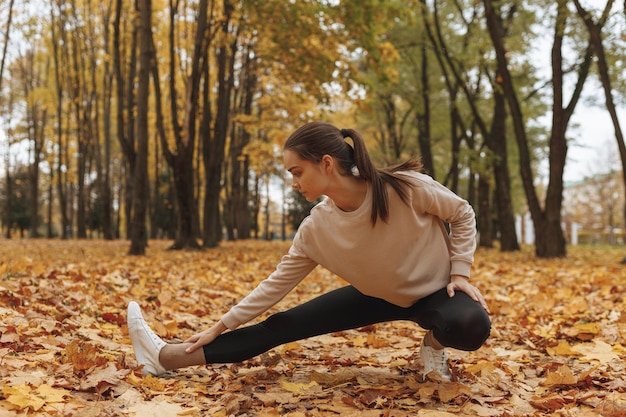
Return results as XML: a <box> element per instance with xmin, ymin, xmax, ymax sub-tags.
<box><xmin>457</xmin><ymin>309</ymin><xmax>491</xmax><ymax>350</ymax></box>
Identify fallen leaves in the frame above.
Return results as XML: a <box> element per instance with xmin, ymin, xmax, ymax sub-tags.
<box><xmin>0</xmin><ymin>240</ymin><xmax>625</xmax><ymax>415</ymax></box>
<box><xmin>3</xmin><ymin>384</ymin><xmax>69</xmax><ymax>412</ymax></box>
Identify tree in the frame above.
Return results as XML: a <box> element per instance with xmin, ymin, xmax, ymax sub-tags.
<box><xmin>224</xmin><ymin>39</ymin><xmax>258</xmax><ymax>241</ymax></box>
<box><xmin>483</xmin><ymin>0</ymin><xmax>592</xmax><ymax>258</ymax></box>
<box><xmin>9</xmin><ymin>50</ymin><xmax>48</xmax><ymax>238</ymax></box>
<box><xmin>573</xmin><ymin>0</ymin><xmax>626</xmax><ymax>227</ymax></box>
<box><xmin>50</xmin><ymin>1</ymin><xmax>71</xmax><ymax>239</ymax></box>
<box><xmin>91</xmin><ymin>0</ymin><xmax>115</xmax><ymax>240</ymax></box>
<box><xmin>113</xmin><ymin>0</ymin><xmax>138</xmax><ymax>240</ymax></box>
<box><xmin>0</xmin><ymin>0</ymin><xmax>13</xmax><ymax>94</ymax></box>
<box><xmin>1</xmin><ymin>166</ymin><xmax>30</xmax><ymax>237</ymax></box>
<box><xmin>0</xmin><ymin>0</ymin><xmax>14</xmax><ymax>239</ymax></box>
<box><xmin>152</xmin><ymin>0</ymin><xmax>213</xmax><ymax>250</ymax></box>
<box><xmin>203</xmin><ymin>0</ymin><xmax>238</xmax><ymax>248</ymax></box>
<box><xmin>128</xmin><ymin>0</ymin><xmax>151</xmax><ymax>255</ymax></box>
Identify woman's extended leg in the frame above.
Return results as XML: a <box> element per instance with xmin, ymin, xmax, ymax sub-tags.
<box><xmin>198</xmin><ymin>286</ymin><xmax>490</xmax><ymax>363</ymax></box>
<box><xmin>200</xmin><ymin>285</ymin><xmax>415</xmax><ymax>363</ymax></box>
<box><xmin>128</xmin><ymin>285</ymin><xmax>490</xmax><ymax>376</ymax></box>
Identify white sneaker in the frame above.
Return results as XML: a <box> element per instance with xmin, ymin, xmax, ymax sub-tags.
<box><xmin>420</xmin><ymin>343</ymin><xmax>452</xmax><ymax>382</ymax></box>
<box><xmin>127</xmin><ymin>301</ymin><xmax>167</xmax><ymax>376</ymax></box>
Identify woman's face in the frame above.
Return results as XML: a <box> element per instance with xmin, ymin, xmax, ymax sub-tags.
<box><xmin>283</xmin><ymin>149</ymin><xmax>329</xmax><ymax>202</ymax></box>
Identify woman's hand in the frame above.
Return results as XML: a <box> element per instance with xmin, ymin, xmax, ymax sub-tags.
<box><xmin>447</xmin><ymin>275</ymin><xmax>490</xmax><ymax>314</ymax></box>
<box><xmin>183</xmin><ymin>321</ymin><xmax>228</xmax><ymax>353</ymax></box>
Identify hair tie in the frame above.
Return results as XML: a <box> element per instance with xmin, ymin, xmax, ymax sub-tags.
<box><xmin>340</xmin><ymin>128</ymin><xmax>348</xmax><ymax>137</ymax></box>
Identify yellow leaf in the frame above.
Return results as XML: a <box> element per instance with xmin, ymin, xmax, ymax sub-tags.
<box><xmin>279</xmin><ymin>379</ymin><xmax>318</xmax><ymax>394</ymax></box>
<box><xmin>281</xmin><ymin>341</ymin><xmax>301</xmax><ymax>353</ymax></box>
<box><xmin>65</xmin><ymin>339</ymin><xmax>103</xmax><ymax>371</ymax></box>
<box><xmin>127</xmin><ymin>371</ymin><xmax>144</xmax><ymax>386</ymax></box>
<box><xmin>574</xmin><ymin>322</ymin><xmax>601</xmax><ymax>336</ymax></box>
<box><xmin>366</xmin><ymin>332</ymin><xmax>387</xmax><ymax>348</ymax></box>
<box><xmin>352</xmin><ymin>335</ymin><xmax>367</xmax><ymax>347</ymax></box>
<box><xmin>464</xmin><ymin>361</ymin><xmax>497</xmax><ymax>376</ymax></box>
<box><xmin>3</xmin><ymin>384</ymin><xmax>45</xmax><ymax>411</ymax></box>
<box><xmin>546</xmin><ymin>341</ymin><xmax>579</xmax><ymax>356</ymax></box>
<box><xmin>141</xmin><ymin>374</ymin><xmax>166</xmax><ymax>391</ymax></box>
<box><xmin>574</xmin><ymin>340</ymin><xmax>620</xmax><ymax>363</ymax></box>
<box><xmin>542</xmin><ymin>365</ymin><xmax>577</xmax><ymax>386</ymax></box>
<box><xmin>33</xmin><ymin>384</ymin><xmax>69</xmax><ymax>404</ymax></box>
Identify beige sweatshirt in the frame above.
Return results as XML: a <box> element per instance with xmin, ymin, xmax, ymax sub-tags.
<box><xmin>220</xmin><ymin>171</ymin><xmax>476</xmax><ymax>330</ymax></box>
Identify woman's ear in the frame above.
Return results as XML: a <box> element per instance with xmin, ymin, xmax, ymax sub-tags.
<box><xmin>321</xmin><ymin>154</ymin><xmax>334</xmax><ymax>173</ymax></box>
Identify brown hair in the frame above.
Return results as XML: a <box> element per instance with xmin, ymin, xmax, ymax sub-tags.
<box><xmin>283</xmin><ymin>121</ymin><xmax>423</xmax><ymax>225</ymax></box>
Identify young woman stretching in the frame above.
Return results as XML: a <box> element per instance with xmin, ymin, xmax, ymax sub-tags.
<box><xmin>128</xmin><ymin>121</ymin><xmax>491</xmax><ymax>381</ymax></box>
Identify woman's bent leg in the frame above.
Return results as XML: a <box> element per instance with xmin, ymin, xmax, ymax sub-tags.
<box><xmin>409</xmin><ymin>288</ymin><xmax>491</xmax><ymax>351</ymax></box>
<box><xmin>202</xmin><ymin>286</ymin><xmax>412</xmax><ymax>363</ymax></box>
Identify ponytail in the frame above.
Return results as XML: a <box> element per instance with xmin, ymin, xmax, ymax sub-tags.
<box><xmin>285</xmin><ymin>122</ymin><xmax>422</xmax><ymax>226</ymax></box>
<box><xmin>341</xmin><ymin>128</ymin><xmax>423</xmax><ymax>225</ymax></box>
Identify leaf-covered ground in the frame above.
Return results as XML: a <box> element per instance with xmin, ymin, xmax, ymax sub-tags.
<box><xmin>1</xmin><ymin>239</ymin><xmax>625</xmax><ymax>416</ymax></box>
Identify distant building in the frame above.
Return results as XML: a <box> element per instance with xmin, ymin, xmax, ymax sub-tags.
<box><xmin>562</xmin><ymin>171</ymin><xmax>625</xmax><ymax>245</ymax></box>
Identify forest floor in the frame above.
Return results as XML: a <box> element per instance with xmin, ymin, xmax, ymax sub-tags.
<box><xmin>0</xmin><ymin>239</ymin><xmax>625</xmax><ymax>416</ymax></box>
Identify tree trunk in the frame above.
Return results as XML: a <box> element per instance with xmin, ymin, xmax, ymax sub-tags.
<box><xmin>46</xmin><ymin>181</ymin><xmax>53</xmax><ymax>238</ymax></box>
<box><xmin>128</xmin><ymin>0</ymin><xmax>151</xmax><ymax>255</ymax></box>
<box><xmin>4</xmin><ymin>161</ymin><xmax>11</xmax><ymax>239</ymax></box>
<box><xmin>252</xmin><ymin>173</ymin><xmax>260</xmax><ymax>239</ymax></box>
<box><xmin>100</xmin><ymin>4</ymin><xmax>114</xmax><ymax>240</ymax></box>
<box><xmin>0</xmin><ymin>0</ymin><xmax>13</xmax><ymax>238</ymax></box>
<box><xmin>203</xmin><ymin>0</ymin><xmax>237</xmax><ymax>248</ymax></box>
<box><xmin>113</xmin><ymin>0</ymin><xmax>138</xmax><ymax>240</ymax></box>
<box><xmin>226</xmin><ymin>49</ymin><xmax>256</xmax><ymax>240</ymax></box>
<box><xmin>239</xmin><ymin>154</ymin><xmax>251</xmax><ymax>239</ymax></box>
<box><xmin>50</xmin><ymin>5</ymin><xmax>70</xmax><ymax>239</ymax></box>
<box><xmin>17</xmin><ymin>50</ymin><xmax>47</xmax><ymax>239</ymax></box>
<box><xmin>0</xmin><ymin>0</ymin><xmax>13</xmax><ymax>94</ymax></box>
<box><xmin>483</xmin><ymin>0</ymin><xmax>552</xmax><ymax>257</ymax></box>
<box><xmin>165</xmin><ymin>0</ymin><xmax>209</xmax><ymax>250</ymax></box>
<box><xmin>490</xmin><ymin>86</ymin><xmax>519</xmax><ymax>251</ymax></box>
<box><xmin>66</xmin><ymin>0</ymin><xmax>89</xmax><ymax>239</ymax></box>
<box><xmin>573</xmin><ymin>0</ymin><xmax>626</xmax><ymax>226</ymax></box>
<box><xmin>416</xmin><ymin>5</ymin><xmax>434</xmax><ymax>177</ymax></box>
<box><xmin>87</xmin><ymin>1</ymin><xmax>114</xmax><ymax>240</ymax></box>
<box><xmin>477</xmin><ymin>173</ymin><xmax>492</xmax><ymax>248</ymax></box>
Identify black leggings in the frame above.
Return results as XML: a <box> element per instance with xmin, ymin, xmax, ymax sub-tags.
<box><xmin>202</xmin><ymin>286</ymin><xmax>491</xmax><ymax>363</ymax></box>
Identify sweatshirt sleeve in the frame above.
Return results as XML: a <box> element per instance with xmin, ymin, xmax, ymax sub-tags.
<box><xmin>412</xmin><ymin>174</ymin><xmax>477</xmax><ymax>278</ymax></box>
<box><xmin>219</xmin><ymin>236</ymin><xmax>318</xmax><ymax>330</ymax></box>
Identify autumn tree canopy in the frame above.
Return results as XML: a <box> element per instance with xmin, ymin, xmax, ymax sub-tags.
<box><xmin>0</xmin><ymin>0</ymin><xmax>624</xmax><ymax>257</ymax></box>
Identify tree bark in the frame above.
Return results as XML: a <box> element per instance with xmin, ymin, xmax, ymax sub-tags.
<box><xmin>490</xmin><ymin>85</ymin><xmax>519</xmax><ymax>251</ymax></box>
<box><xmin>113</xmin><ymin>0</ymin><xmax>138</xmax><ymax>240</ymax></box>
<box><xmin>203</xmin><ymin>0</ymin><xmax>237</xmax><ymax>248</ymax></box>
<box><xmin>100</xmin><ymin>2</ymin><xmax>114</xmax><ymax>240</ymax></box>
<box><xmin>417</xmin><ymin>3</ymin><xmax>435</xmax><ymax>177</ymax></box>
<box><xmin>128</xmin><ymin>0</ymin><xmax>151</xmax><ymax>255</ymax></box>
<box><xmin>68</xmin><ymin>0</ymin><xmax>89</xmax><ymax>239</ymax></box>
<box><xmin>155</xmin><ymin>0</ymin><xmax>211</xmax><ymax>250</ymax></box>
<box><xmin>50</xmin><ymin>3</ymin><xmax>70</xmax><ymax>239</ymax></box>
<box><xmin>0</xmin><ymin>0</ymin><xmax>14</xmax><ymax>93</ymax></box>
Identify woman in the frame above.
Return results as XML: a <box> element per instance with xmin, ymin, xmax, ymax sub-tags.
<box><xmin>128</xmin><ymin>121</ymin><xmax>491</xmax><ymax>382</ymax></box>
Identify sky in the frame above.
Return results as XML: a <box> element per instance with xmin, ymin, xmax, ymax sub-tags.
<box><xmin>566</xmin><ymin>106</ymin><xmax>625</xmax><ymax>182</ymax></box>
